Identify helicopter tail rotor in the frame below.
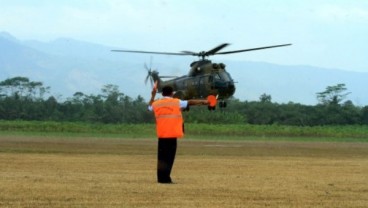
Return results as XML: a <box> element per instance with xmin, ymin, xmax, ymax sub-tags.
<box><xmin>144</xmin><ymin>59</ymin><xmax>177</xmax><ymax>87</ymax></box>
<box><xmin>144</xmin><ymin>60</ymin><xmax>165</xmax><ymax>89</ymax></box>
<box><xmin>144</xmin><ymin>63</ymin><xmax>155</xmax><ymax>87</ymax></box>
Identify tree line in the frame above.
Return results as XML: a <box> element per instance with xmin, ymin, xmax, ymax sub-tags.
<box><xmin>1</xmin><ymin>76</ymin><xmax>368</xmax><ymax>126</ymax></box>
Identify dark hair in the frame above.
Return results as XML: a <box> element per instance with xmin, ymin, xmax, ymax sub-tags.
<box><xmin>162</xmin><ymin>85</ymin><xmax>173</xmax><ymax>96</ymax></box>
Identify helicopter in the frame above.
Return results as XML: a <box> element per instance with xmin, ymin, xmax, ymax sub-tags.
<box><xmin>112</xmin><ymin>43</ymin><xmax>291</xmax><ymax>110</ymax></box>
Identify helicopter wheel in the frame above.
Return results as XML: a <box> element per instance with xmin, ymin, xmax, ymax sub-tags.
<box><xmin>219</xmin><ymin>101</ymin><xmax>227</xmax><ymax>108</ymax></box>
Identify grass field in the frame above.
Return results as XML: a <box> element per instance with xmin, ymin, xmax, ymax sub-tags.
<box><xmin>1</xmin><ymin>135</ymin><xmax>367</xmax><ymax>208</ymax></box>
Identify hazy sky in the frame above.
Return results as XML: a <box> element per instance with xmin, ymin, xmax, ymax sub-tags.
<box><xmin>1</xmin><ymin>0</ymin><xmax>368</xmax><ymax>72</ymax></box>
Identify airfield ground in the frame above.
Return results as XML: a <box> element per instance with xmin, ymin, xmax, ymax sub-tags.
<box><xmin>0</xmin><ymin>136</ymin><xmax>367</xmax><ymax>207</ymax></box>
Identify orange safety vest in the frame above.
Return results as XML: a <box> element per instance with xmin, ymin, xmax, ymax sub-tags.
<box><xmin>152</xmin><ymin>98</ymin><xmax>184</xmax><ymax>138</ymax></box>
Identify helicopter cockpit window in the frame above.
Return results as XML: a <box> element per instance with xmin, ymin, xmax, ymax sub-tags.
<box><xmin>219</xmin><ymin>72</ymin><xmax>232</xmax><ymax>81</ymax></box>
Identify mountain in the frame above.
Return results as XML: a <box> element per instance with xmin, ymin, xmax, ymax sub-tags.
<box><xmin>0</xmin><ymin>32</ymin><xmax>52</xmax><ymax>76</ymax></box>
<box><xmin>226</xmin><ymin>61</ymin><xmax>368</xmax><ymax>105</ymax></box>
<box><xmin>1</xmin><ymin>31</ymin><xmax>367</xmax><ymax>105</ymax></box>
<box><xmin>1</xmin><ymin>33</ymin><xmax>144</xmax><ymax>99</ymax></box>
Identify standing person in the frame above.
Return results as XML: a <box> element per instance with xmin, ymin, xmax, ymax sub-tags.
<box><xmin>148</xmin><ymin>85</ymin><xmax>210</xmax><ymax>184</ymax></box>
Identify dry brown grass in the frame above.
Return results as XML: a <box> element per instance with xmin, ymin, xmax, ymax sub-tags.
<box><xmin>0</xmin><ymin>136</ymin><xmax>367</xmax><ymax>207</ymax></box>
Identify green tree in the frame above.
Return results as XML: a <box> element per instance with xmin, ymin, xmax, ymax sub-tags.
<box><xmin>0</xmin><ymin>76</ymin><xmax>49</xmax><ymax>100</ymax></box>
<box><xmin>316</xmin><ymin>83</ymin><xmax>350</xmax><ymax>105</ymax></box>
<box><xmin>361</xmin><ymin>106</ymin><xmax>368</xmax><ymax>124</ymax></box>
<box><xmin>259</xmin><ymin>93</ymin><xmax>272</xmax><ymax>103</ymax></box>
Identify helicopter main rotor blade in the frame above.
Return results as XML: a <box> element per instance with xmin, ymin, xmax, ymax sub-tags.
<box><xmin>180</xmin><ymin>43</ymin><xmax>230</xmax><ymax>57</ymax></box>
<box><xmin>112</xmin><ymin>43</ymin><xmax>291</xmax><ymax>59</ymax></box>
<box><xmin>205</xmin><ymin>43</ymin><xmax>230</xmax><ymax>56</ymax></box>
<box><xmin>216</xmin><ymin>44</ymin><xmax>292</xmax><ymax>55</ymax></box>
<box><xmin>111</xmin><ymin>49</ymin><xmax>188</xmax><ymax>56</ymax></box>
<box><xmin>180</xmin><ymin>50</ymin><xmax>198</xmax><ymax>55</ymax></box>
<box><xmin>159</xmin><ymin>76</ymin><xmax>178</xmax><ymax>78</ymax></box>
<box><xmin>112</xmin><ymin>44</ymin><xmax>230</xmax><ymax>57</ymax></box>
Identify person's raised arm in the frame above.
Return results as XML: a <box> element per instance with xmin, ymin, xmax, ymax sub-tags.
<box><xmin>188</xmin><ymin>99</ymin><xmax>209</xmax><ymax>106</ymax></box>
<box><xmin>149</xmin><ymin>87</ymin><xmax>157</xmax><ymax>106</ymax></box>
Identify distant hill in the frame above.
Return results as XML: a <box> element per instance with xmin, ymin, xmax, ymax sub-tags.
<box><xmin>1</xmin><ymin>31</ymin><xmax>367</xmax><ymax>105</ymax></box>
<box><xmin>227</xmin><ymin>61</ymin><xmax>368</xmax><ymax>105</ymax></box>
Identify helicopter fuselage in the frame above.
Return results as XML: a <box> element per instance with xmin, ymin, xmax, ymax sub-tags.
<box><xmin>156</xmin><ymin>60</ymin><xmax>235</xmax><ymax>101</ymax></box>
<box><xmin>112</xmin><ymin>42</ymin><xmax>291</xmax><ymax>109</ymax></box>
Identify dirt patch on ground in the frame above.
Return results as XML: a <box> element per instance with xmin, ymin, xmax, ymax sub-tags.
<box><xmin>1</xmin><ymin>136</ymin><xmax>367</xmax><ymax>207</ymax></box>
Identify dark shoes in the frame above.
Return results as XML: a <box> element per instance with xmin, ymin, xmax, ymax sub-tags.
<box><xmin>157</xmin><ymin>175</ymin><xmax>173</xmax><ymax>184</ymax></box>
<box><xmin>158</xmin><ymin>180</ymin><xmax>175</xmax><ymax>184</ymax></box>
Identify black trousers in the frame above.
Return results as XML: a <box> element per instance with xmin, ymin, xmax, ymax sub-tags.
<box><xmin>157</xmin><ymin>138</ymin><xmax>177</xmax><ymax>183</ymax></box>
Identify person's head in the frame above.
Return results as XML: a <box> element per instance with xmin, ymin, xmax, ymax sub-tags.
<box><xmin>162</xmin><ymin>85</ymin><xmax>174</xmax><ymax>97</ymax></box>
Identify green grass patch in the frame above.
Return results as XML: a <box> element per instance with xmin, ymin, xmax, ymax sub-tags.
<box><xmin>0</xmin><ymin>121</ymin><xmax>155</xmax><ymax>139</ymax></box>
<box><xmin>185</xmin><ymin>124</ymin><xmax>368</xmax><ymax>139</ymax></box>
<box><xmin>0</xmin><ymin>121</ymin><xmax>367</xmax><ymax>142</ymax></box>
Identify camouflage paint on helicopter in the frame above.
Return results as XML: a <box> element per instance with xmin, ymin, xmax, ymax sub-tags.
<box><xmin>112</xmin><ymin>43</ymin><xmax>291</xmax><ymax>108</ymax></box>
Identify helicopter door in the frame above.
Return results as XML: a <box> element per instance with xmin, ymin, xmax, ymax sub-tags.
<box><xmin>198</xmin><ymin>76</ymin><xmax>208</xmax><ymax>98</ymax></box>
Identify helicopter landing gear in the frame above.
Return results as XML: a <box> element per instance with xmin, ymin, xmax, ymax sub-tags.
<box><xmin>207</xmin><ymin>100</ymin><xmax>226</xmax><ymax>110</ymax></box>
<box><xmin>219</xmin><ymin>100</ymin><xmax>227</xmax><ymax>108</ymax></box>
